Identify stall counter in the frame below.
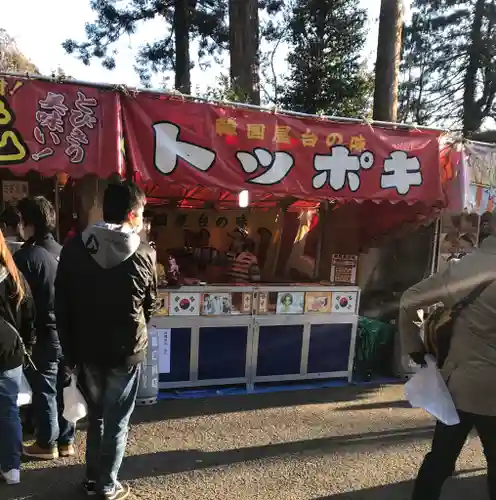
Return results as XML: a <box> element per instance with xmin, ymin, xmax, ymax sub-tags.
<box><xmin>149</xmin><ymin>284</ymin><xmax>360</xmax><ymax>390</ymax></box>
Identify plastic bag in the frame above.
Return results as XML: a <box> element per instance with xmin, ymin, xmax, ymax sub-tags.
<box><xmin>17</xmin><ymin>372</ymin><xmax>32</xmax><ymax>407</ymax></box>
<box><xmin>404</xmin><ymin>355</ymin><xmax>460</xmax><ymax>426</ymax></box>
<box><xmin>63</xmin><ymin>374</ymin><xmax>87</xmax><ymax>423</ymax></box>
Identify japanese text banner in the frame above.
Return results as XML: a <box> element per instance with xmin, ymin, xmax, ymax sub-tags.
<box><xmin>0</xmin><ymin>76</ymin><xmax>123</xmax><ymax>178</ymax></box>
<box><xmin>123</xmin><ymin>93</ymin><xmax>443</xmax><ymax>204</ymax></box>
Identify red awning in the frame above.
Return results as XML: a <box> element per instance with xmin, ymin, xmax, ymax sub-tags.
<box><xmin>0</xmin><ymin>75</ymin><xmax>124</xmax><ymax>178</ymax></box>
<box><xmin>123</xmin><ymin>92</ymin><xmax>444</xmax><ymax>208</ymax></box>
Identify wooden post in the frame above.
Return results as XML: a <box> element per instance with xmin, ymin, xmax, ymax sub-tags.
<box><xmin>229</xmin><ymin>0</ymin><xmax>260</xmax><ymax>104</ymax></box>
<box><xmin>372</xmin><ymin>0</ymin><xmax>404</xmax><ymax>121</ymax></box>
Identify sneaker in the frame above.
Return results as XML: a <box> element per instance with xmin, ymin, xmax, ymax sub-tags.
<box><xmin>83</xmin><ymin>479</ymin><xmax>97</xmax><ymax>496</ymax></box>
<box><xmin>102</xmin><ymin>482</ymin><xmax>130</xmax><ymax>500</ymax></box>
<box><xmin>23</xmin><ymin>443</ymin><xmax>59</xmax><ymax>460</ymax></box>
<box><xmin>0</xmin><ymin>468</ymin><xmax>20</xmax><ymax>485</ymax></box>
<box><xmin>59</xmin><ymin>444</ymin><xmax>76</xmax><ymax>458</ymax></box>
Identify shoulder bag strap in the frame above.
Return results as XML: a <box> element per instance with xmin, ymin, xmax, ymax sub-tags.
<box><xmin>451</xmin><ymin>279</ymin><xmax>496</xmax><ymax>321</ymax></box>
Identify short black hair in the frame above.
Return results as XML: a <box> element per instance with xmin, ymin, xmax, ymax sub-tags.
<box><xmin>244</xmin><ymin>238</ymin><xmax>256</xmax><ymax>253</ymax></box>
<box><xmin>0</xmin><ymin>205</ymin><xmax>21</xmax><ymax>229</ymax></box>
<box><xmin>103</xmin><ymin>180</ymin><xmax>146</xmax><ymax>224</ymax></box>
<box><xmin>17</xmin><ymin>196</ymin><xmax>56</xmax><ymax>237</ymax></box>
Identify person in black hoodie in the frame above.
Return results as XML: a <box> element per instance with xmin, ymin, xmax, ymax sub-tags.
<box><xmin>0</xmin><ymin>230</ymin><xmax>35</xmax><ymax>485</ymax></box>
<box><xmin>55</xmin><ymin>181</ymin><xmax>158</xmax><ymax>500</ymax></box>
<box><xmin>15</xmin><ymin>197</ymin><xmax>75</xmax><ymax>460</ymax></box>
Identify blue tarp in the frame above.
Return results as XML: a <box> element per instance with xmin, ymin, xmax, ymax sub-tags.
<box><xmin>158</xmin><ymin>377</ymin><xmax>399</xmax><ymax>400</ymax></box>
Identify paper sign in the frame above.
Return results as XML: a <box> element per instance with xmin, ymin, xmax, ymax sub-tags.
<box><xmin>156</xmin><ymin>328</ymin><xmax>171</xmax><ymax>374</ymax></box>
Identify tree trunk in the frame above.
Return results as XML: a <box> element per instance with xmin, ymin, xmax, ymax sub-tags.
<box><xmin>463</xmin><ymin>0</ymin><xmax>485</xmax><ymax>135</ymax></box>
<box><xmin>174</xmin><ymin>0</ymin><xmax>191</xmax><ymax>94</ymax></box>
<box><xmin>229</xmin><ymin>0</ymin><xmax>260</xmax><ymax>104</ymax></box>
<box><xmin>372</xmin><ymin>0</ymin><xmax>403</xmax><ymax>121</ymax></box>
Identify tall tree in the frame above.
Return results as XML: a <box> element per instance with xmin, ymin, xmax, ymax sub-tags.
<box><xmin>229</xmin><ymin>0</ymin><xmax>259</xmax><ymax>104</ymax></box>
<box><xmin>63</xmin><ymin>0</ymin><xmax>229</xmax><ymax>94</ymax></box>
<box><xmin>399</xmin><ymin>0</ymin><xmax>496</xmax><ymax>135</ymax></box>
<box><xmin>281</xmin><ymin>0</ymin><xmax>372</xmax><ymax>117</ymax></box>
<box><xmin>373</xmin><ymin>0</ymin><xmax>403</xmax><ymax>122</ymax></box>
<box><xmin>0</xmin><ymin>29</ymin><xmax>39</xmax><ymax>74</ymax></box>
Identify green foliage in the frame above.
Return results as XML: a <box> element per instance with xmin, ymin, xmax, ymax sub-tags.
<box><xmin>399</xmin><ymin>0</ymin><xmax>496</xmax><ymax>133</ymax></box>
<box><xmin>63</xmin><ymin>0</ymin><xmax>229</xmax><ymax>87</ymax></box>
<box><xmin>63</xmin><ymin>0</ymin><xmax>284</xmax><ymax>91</ymax></box>
<box><xmin>280</xmin><ymin>0</ymin><xmax>373</xmax><ymax>117</ymax></box>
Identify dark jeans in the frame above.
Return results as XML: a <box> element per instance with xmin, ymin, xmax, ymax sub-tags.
<box><xmin>79</xmin><ymin>363</ymin><xmax>140</xmax><ymax>494</ymax></box>
<box><xmin>0</xmin><ymin>365</ymin><xmax>22</xmax><ymax>471</ymax></box>
<box><xmin>412</xmin><ymin>410</ymin><xmax>496</xmax><ymax>500</ymax></box>
<box><xmin>27</xmin><ymin>339</ymin><xmax>75</xmax><ymax>448</ymax></box>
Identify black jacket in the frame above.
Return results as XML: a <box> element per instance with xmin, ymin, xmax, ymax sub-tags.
<box><xmin>55</xmin><ymin>223</ymin><xmax>159</xmax><ymax>368</ymax></box>
<box><xmin>14</xmin><ymin>234</ymin><xmax>61</xmax><ymax>344</ymax></box>
<box><xmin>0</xmin><ymin>267</ymin><xmax>36</xmax><ymax>371</ymax></box>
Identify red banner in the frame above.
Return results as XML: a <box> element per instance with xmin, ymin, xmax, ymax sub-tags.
<box><xmin>123</xmin><ymin>93</ymin><xmax>444</xmax><ymax>205</ymax></box>
<box><xmin>0</xmin><ymin>76</ymin><xmax>123</xmax><ymax>178</ymax></box>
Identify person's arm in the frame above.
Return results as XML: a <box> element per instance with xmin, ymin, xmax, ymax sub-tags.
<box><xmin>249</xmin><ymin>256</ymin><xmax>261</xmax><ymax>282</ymax></box>
<box><xmin>399</xmin><ymin>265</ymin><xmax>458</xmax><ymax>357</ymax></box>
<box><xmin>18</xmin><ymin>275</ymin><xmax>36</xmax><ymax>354</ymax></box>
<box><xmin>54</xmin><ymin>245</ymin><xmax>75</xmax><ymax>367</ymax></box>
<box><xmin>144</xmin><ymin>251</ymin><xmax>159</xmax><ymax>323</ymax></box>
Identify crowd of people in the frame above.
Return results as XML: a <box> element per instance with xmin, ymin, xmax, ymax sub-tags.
<box><xmin>0</xmin><ymin>180</ymin><xmax>158</xmax><ymax>500</ymax></box>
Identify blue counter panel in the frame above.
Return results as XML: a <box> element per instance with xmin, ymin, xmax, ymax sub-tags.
<box><xmin>307</xmin><ymin>323</ymin><xmax>352</xmax><ymax>374</ymax></box>
<box><xmin>159</xmin><ymin>327</ymin><xmax>191</xmax><ymax>383</ymax></box>
<box><xmin>198</xmin><ymin>326</ymin><xmax>248</xmax><ymax>380</ymax></box>
<box><xmin>256</xmin><ymin>324</ymin><xmax>304</xmax><ymax>377</ymax></box>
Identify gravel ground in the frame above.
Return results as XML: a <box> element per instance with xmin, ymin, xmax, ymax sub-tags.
<box><xmin>2</xmin><ymin>384</ymin><xmax>489</xmax><ymax>500</ymax></box>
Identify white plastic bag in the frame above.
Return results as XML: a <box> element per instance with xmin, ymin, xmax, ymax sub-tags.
<box><xmin>63</xmin><ymin>374</ymin><xmax>87</xmax><ymax>423</ymax></box>
<box><xmin>17</xmin><ymin>372</ymin><xmax>32</xmax><ymax>407</ymax></box>
<box><xmin>404</xmin><ymin>355</ymin><xmax>460</xmax><ymax>426</ymax></box>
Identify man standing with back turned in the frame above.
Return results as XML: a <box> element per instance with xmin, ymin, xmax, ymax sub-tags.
<box><xmin>16</xmin><ymin>197</ymin><xmax>75</xmax><ymax>460</ymax></box>
<box><xmin>55</xmin><ymin>181</ymin><xmax>158</xmax><ymax>500</ymax></box>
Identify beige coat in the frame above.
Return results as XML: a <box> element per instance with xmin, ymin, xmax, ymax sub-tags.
<box><xmin>400</xmin><ymin>235</ymin><xmax>496</xmax><ymax>416</ymax></box>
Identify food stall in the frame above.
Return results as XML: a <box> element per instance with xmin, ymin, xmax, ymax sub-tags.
<box><xmin>121</xmin><ymin>91</ymin><xmax>446</xmax><ymax>390</ymax></box>
<box><xmin>435</xmin><ymin>139</ymin><xmax>496</xmax><ymax>271</ymax></box>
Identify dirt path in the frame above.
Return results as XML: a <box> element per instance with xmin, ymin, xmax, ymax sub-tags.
<box><xmin>3</xmin><ymin>384</ymin><xmax>489</xmax><ymax>500</ymax></box>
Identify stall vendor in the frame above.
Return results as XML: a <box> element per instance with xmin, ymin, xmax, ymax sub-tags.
<box><xmin>227</xmin><ymin>238</ymin><xmax>261</xmax><ymax>283</ymax></box>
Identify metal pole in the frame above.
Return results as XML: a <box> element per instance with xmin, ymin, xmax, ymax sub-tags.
<box><xmin>54</xmin><ymin>176</ymin><xmax>60</xmax><ymax>242</ymax></box>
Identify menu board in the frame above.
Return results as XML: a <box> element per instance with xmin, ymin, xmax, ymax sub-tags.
<box><xmin>241</xmin><ymin>293</ymin><xmax>252</xmax><ymax>314</ymax></box>
<box><xmin>330</xmin><ymin>254</ymin><xmax>358</xmax><ymax>285</ymax></box>
<box><xmin>305</xmin><ymin>292</ymin><xmax>332</xmax><ymax>313</ymax></box>
<box><xmin>257</xmin><ymin>291</ymin><xmax>269</xmax><ymax>314</ymax></box>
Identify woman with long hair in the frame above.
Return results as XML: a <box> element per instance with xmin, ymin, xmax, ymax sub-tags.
<box><xmin>0</xmin><ymin>230</ymin><xmax>35</xmax><ymax>485</ymax></box>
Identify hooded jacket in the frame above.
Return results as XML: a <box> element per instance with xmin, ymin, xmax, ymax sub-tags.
<box><xmin>0</xmin><ymin>266</ymin><xmax>36</xmax><ymax>371</ymax></box>
<box><xmin>55</xmin><ymin>222</ymin><xmax>159</xmax><ymax>368</ymax></box>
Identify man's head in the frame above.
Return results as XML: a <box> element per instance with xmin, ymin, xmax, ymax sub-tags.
<box><xmin>0</xmin><ymin>205</ymin><xmax>22</xmax><ymax>238</ymax></box>
<box><xmin>103</xmin><ymin>180</ymin><xmax>146</xmax><ymax>232</ymax></box>
<box><xmin>17</xmin><ymin>196</ymin><xmax>56</xmax><ymax>241</ymax></box>
<box><xmin>243</xmin><ymin>238</ymin><xmax>256</xmax><ymax>254</ymax></box>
